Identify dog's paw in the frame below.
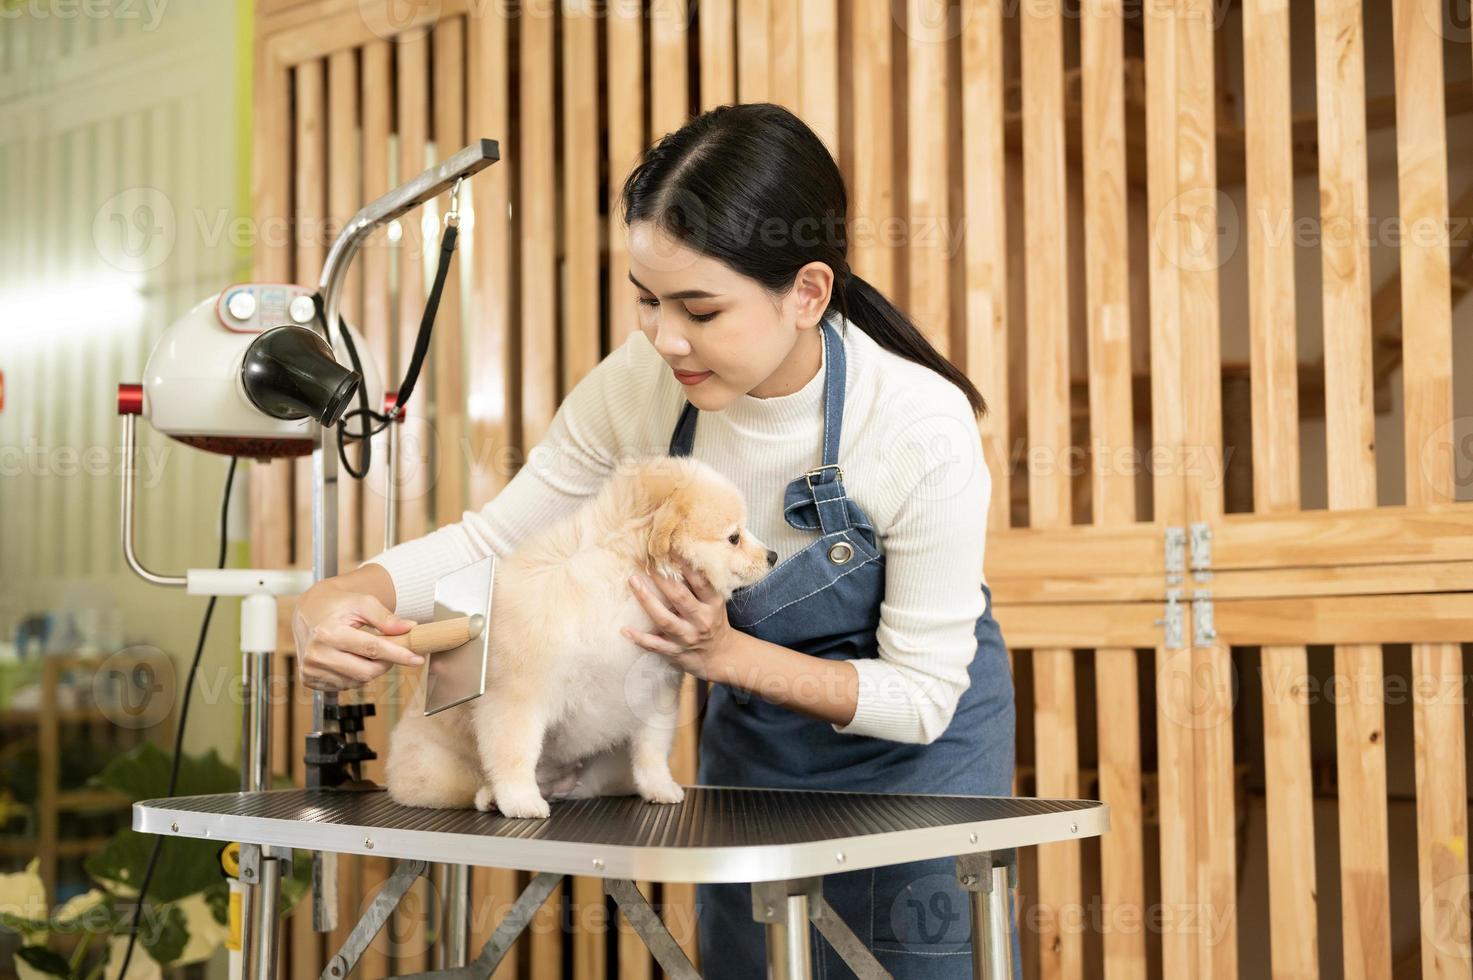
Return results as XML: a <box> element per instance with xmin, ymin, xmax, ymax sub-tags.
<box><xmin>637</xmin><ymin>778</ymin><xmax>686</xmax><ymax>805</ymax></box>
<box><xmin>493</xmin><ymin>783</ymin><xmax>551</xmax><ymax>819</ymax></box>
<box><xmin>537</xmin><ymin>761</ymin><xmax>584</xmax><ymax>800</ymax></box>
<box><xmin>473</xmin><ymin>785</ymin><xmax>497</xmax><ymax>813</ymax></box>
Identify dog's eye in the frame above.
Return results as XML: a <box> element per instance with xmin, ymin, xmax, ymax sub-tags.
<box><xmin>728</xmin><ymin>532</ymin><xmax>741</xmax><ymax>545</ymax></box>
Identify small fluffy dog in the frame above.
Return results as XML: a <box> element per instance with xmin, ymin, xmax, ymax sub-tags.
<box><xmin>385</xmin><ymin>455</ymin><xmax>775</xmax><ymax>818</ymax></box>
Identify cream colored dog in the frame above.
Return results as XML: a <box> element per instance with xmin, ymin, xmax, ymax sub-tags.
<box><xmin>384</xmin><ymin>455</ymin><xmax>775</xmax><ymax>818</ymax></box>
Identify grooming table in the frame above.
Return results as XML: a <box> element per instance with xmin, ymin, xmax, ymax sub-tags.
<box><xmin>135</xmin><ymin>786</ymin><xmax>1108</xmax><ymax>979</ymax></box>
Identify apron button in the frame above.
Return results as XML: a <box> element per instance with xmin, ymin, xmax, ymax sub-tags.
<box><xmin>827</xmin><ymin>541</ymin><xmax>854</xmax><ymax>565</ymax></box>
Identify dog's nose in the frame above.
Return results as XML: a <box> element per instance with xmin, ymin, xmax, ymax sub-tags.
<box><xmin>765</xmin><ymin>549</ymin><xmax>777</xmax><ymax>566</ymax></box>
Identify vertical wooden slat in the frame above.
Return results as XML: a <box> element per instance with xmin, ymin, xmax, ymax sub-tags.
<box><xmin>433</xmin><ymin>17</ymin><xmax>468</xmax><ymax>531</ymax></box>
<box><xmin>798</xmin><ymin>0</ymin><xmax>838</xmax><ymax>152</ymax></box>
<box><xmin>1390</xmin><ymin>1</ymin><xmax>1473</xmax><ymax>976</ymax></box>
<box><xmin>465</xmin><ymin>5</ymin><xmax>514</xmax><ymax>519</ymax></box>
<box><xmin>1143</xmin><ymin>1</ymin><xmax>1195</xmax><ymax>976</ymax></box>
<box><xmin>850</xmin><ymin>0</ymin><xmax>896</xmax><ymax>298</ymax></box>
<box><xmin>607</xmin><ymin>0</ymin><xmax>646</xmax><ymax>350</ymax></box>
<box><xmin>768</xmin><ymin>0</ymin><xmax>798</xmax><ymax>112</ymax></box>
<box><xmin>1022</xmin><ymin>1</ymin><xmax>1079</xmax><ymax>977</ymax></box>
<box><xmin>907</xmin><ymin>0</ymin><xmax>951</xmax><ymax>357</ymax></box>
<box><xmin>396</xmin><ymin>31</ymin><xmax>431</xmax><ymax>551</ymax></box>
<box><xmin>699</xmin><ymin>0</ymin><xmax>735</xmax><ymax>109</ymax></box>
<box><xmin>518</xmin><ymin>0</ymin><xmax>557</xmax><ymax>448</ymax></box>
<box><xmin>1175</xmin><ymin>1</ymin><xmax>1236</xmax><ymax>977</ymax></box>
<box><xmin>650</xmin><ymin>0</ymin><xmax>689</xmax><ymax>135</ymax></box>
<box><xmin>251</xmin><ymin>43</ymin><xmax>293</xmax><ymax>810</ymax></box>
<box><xmin>1243</xmin><ymin>0</ymin><xmax>1317</xmax><ymax>977</ymax></box>
<box><xmin>562</xmin><ymin>0</ymin><xmax>600</xmax><ymax>391</ymax></box>
<box><xmin>293</xmin><ymin>58</ymin><xmax>325</xmax><ymax>582</ymax></box>
<box><xmin>328</xmin><ymin>49</ymin><xmax>363</xmax><ymax>570</ymax></box>
<box><xmin>1079</xmin><ymin>1</ymin><xmax>1145</xmax><ymax>977</ymax></box>
<box><xmin>359</xmin><ymin>39</ymin><xmax>391</xmax><ymax>572</ymax></box>
<box><xmin>735</xmin><ymin>0</ymin><xmax>771</xmax><ymax>104</ymax></box>
<box><xmin>1313</xmin><ymin>0</ymin><xmax>1392</xmax><ymax>976</ymax></box>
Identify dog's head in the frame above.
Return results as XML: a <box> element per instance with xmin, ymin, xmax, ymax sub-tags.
<box><xmin>625</xmin><ymin>456</ymin><xmax>775</xmax><ymax>597</ymax></box>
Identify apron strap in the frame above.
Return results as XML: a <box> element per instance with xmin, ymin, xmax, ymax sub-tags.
<box><xmin>666</xmin><ymin>315</ymin><xmax>853</xmax><ymax>535</ymax></box>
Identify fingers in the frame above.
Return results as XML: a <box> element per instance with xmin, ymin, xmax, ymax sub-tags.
<box><xmin>622</xmin><ymin>627</ymin><xmax>684</xmax><ymax>657</ymax></box>
<box><xmin>630</xmin><ymin>575</ymin><xmax>687</xmax><ymax>636</ymax></box>
<box><xmin>300</xmin><ymin>651</ymin><xmax>380</xmax><ymax>692</ymax></box>
<box><xmin>323</xmin><ymin>624</ymin><xmax>426</xmax><ymax>669</ymax></box>
<box><xmin>351</xmin><ymin>595</ymin><xmax>416</xmax><ymax>635</ymax></box>
<box><xmin>677</xmin><ymin>563</ymin><xmax>715</xmax><ymax>603</ymax></box>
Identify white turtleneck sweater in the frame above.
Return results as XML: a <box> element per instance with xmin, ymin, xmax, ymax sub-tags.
<box><xmin>362</xmin><ymin>313</ymin><xmax>993</xmax><ymax>745</ymax></box>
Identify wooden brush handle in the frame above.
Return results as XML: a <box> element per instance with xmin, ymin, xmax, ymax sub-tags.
<box><xmin>396</xmin><ymin>614</ymin><xmax>484</xmax><ymax>656</ymax></box>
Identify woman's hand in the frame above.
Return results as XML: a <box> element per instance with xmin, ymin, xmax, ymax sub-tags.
<box><xmin>621</xmin><ymin>561</ymin><xmax>735</xmax><ymax>681</ymax></box>
<box><xmin>292</xmin><ymin>579</ymin><xmax>423</xmax><ymax>692</ymax></box>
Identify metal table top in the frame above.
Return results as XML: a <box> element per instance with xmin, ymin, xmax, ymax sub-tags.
<box><xmin>134</xmin><ymin>786</ymin><xmax>1108</xmax><ymax>884</ymax></box>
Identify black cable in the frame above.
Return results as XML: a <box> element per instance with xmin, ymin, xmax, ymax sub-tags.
<box><xmin>330</xmin><ymin>220</ymin><xmax>460</xmax><ymax>482</ymax></box>
<box><xmin>115</xmin><ymin>455</ymin><xmax>238</xmax><ymax>978</ymax></box>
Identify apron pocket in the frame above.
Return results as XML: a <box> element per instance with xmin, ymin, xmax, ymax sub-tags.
<box><xmin>871</xmin><ymin>858</ymin><xmax>975</xmax><ymax>953</ymax></box>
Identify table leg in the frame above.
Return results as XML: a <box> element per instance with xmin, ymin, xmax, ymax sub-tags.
<box><xmin>956</xmin><ymin>851</ymin><xmax>1016</xmax><ymax>980</ymax></box>
<box><xmin>435</xmin><ymin>864</ymin><xmax>471</xmax><ymax>968</ymax></box>
<box><xmin>765</xmin><ymin>892</ymin><xmax>812</xmax><ymax>979</ymax></box>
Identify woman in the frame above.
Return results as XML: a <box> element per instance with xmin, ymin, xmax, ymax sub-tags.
<box><xmin>294</xmin><ymin>102</ymin><xmax>1019</xmax><ymax>979</ymax></box>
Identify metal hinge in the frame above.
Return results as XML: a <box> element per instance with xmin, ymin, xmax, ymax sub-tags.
<box><xmin>1160</xmin><ymin>524</ymin><xmax>1214</xmax><ymax>648</ymax></box>
<box><xmin>1193</xmin><ymin>590</ymin><xmax>1217</xmax><ymax>646</ymax></box>
<box><xmin>1154</xmin><ymin>586</ymin><xmax>1185</xmax><ymax>650</ymax></box>
<box><xmin>1189</xmin><ymin>521</ymin><xmax>1212</xmax><ymax>580</ymax></box>
<box><xmin>1164</xmin><ymin>525</ymin><xmax>1186</xmax><ymax>585</ymax></box>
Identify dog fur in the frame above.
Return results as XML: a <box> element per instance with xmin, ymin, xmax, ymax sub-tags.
<box><xmin>384</xmin><ymin>455</ymin><xmax>774</xmax><ymax>818</ymax></box>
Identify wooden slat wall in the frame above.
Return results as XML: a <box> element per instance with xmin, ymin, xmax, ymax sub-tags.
<box><xmin>248</xmin><ymin>3</ymin><xmax>1473</xmax><ymax>978</ymax></box>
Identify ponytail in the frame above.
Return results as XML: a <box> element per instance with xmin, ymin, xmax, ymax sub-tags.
<box><xmin>833</xmin><ymin>272</ymin><xmax>988</xmax><ymax>419</ymax></box>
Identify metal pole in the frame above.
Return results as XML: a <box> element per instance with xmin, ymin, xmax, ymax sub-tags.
<box><xmin>431</xmin><ymin>863</ymin><xmax>473</xmax><ymax>969</ymax></box>
<box><xmin>764</xmin><ymin>893</ymin><xmax>813</xmax><ymax>980</ymax></box>
<box><xmin>239</xmin><ymin>593</ymin><xmax>277</xmax><ymax>979</ymax></box>
<box><xmin>254</xmin><ymin>856</ymin><xmax>283</xmax><ymax>980</ymax></box>
<box><xmin>969</xmin><ymin>864</ymin><xmax>1013</xmax><ymax>980</ymax></box>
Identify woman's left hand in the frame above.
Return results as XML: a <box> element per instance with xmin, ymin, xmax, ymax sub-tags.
<box><xmin>621</xmin><ymin>561</ymin><xmax>735</xmax><ymax>680</ymax></box>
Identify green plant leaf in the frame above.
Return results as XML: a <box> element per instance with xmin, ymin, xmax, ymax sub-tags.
<box><xmin>15</xmin><ymin>944</ymin><xmax>72</xmax><ymax>978</ymax></box>
<box><xmin>277</xmin><ymin>851</ymin><xmax>314</xmax><ymax>918</ymax></box>
<box><xmin>201</xmin><ymin>881</ymin><xmax>229</xmax><ymax>928</ymax></box>
<box><xmin>87</xmin><ymin>743</ymin><xmax>239</xmax><ymax>802</ymax></box>
<box><xmin>84</xmin><ymin>831</ymin><xmax>223</xmax><ymax>904</ymax></box>
<box><xmin>138</xmin><ymin>904</ymin><xmax>187</xmax><ymax>966</ymax></box>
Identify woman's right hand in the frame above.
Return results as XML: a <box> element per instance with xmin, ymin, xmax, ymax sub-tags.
<box><xmin>293</xmin><ymin>578</ymin><xmax>422</xmax><ymax>692</ymax></box>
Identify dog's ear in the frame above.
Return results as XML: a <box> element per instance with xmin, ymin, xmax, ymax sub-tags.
<box><xmin>646</xmin><ymin>497</ymin><xmax>688</xmax><ymax>569</ymax></box>
<box><xmin>630</xmin><ymin>457</ymin><xmax>694</xmax><ymax>516</ymax></box>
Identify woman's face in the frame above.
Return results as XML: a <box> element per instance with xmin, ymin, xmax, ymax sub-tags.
<box><xmin>625</xmin><ymin>220</ymin><xmax>833</xmax><ymax>410</ymax></box>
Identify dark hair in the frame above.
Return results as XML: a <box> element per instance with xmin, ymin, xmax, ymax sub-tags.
<box><xmin>619</xmin><ymin>102</ymin><xmax>987</xmax><ymax>418</ymax></box>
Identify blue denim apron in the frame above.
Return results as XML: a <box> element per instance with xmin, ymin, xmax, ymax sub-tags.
<box><xmin>668</xmin><ymin>318</ymin><xmax>1022</xmax><ymax>979</ymax></box>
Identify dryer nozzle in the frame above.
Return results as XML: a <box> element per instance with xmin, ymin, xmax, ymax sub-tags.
<box><xmin>241</xmin><ymin>324</ymin><xmax>360</xmax><ymax>427</ymax></box>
